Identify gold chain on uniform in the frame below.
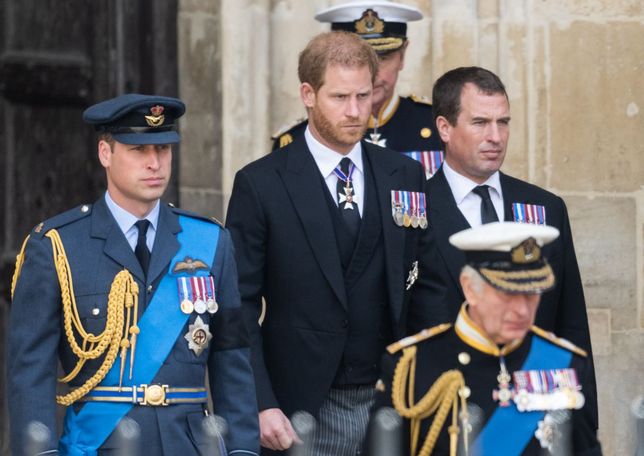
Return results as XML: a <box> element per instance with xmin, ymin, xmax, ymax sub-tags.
<box><xmin>391</xmin><ymin>346</ymin><xmax>468</xmax><ymax>456</ymax></box>
<box><xmin>11</xmin><ymin>230</ymin><xmax>141</xmax><ymax>406</ymax></box>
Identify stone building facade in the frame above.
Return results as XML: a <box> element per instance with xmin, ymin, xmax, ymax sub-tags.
<box><xmin>178</xmin><ymin>1</ymin><xmax>643</xmax><ymax>455</ymax></box>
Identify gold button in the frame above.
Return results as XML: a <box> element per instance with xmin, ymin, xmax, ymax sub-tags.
<box><xmin>458</xmin><ymin>352</ymin><xmax>471</xmax><ymax>365</ymax></box>
<box><xmin>420</xmin><ymin>127</ymin><xmax>431</xmax><ymax>138</ymax></box>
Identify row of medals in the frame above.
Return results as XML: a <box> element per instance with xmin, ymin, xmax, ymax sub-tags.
<box><xmin>393</xmin><ymin>203</ymin><xmax>428</xmax><ymax>229</ymax></box>
<box><xmin>180</xmin><ymin>296</ymin><xmax>218</xmax><ymax>315</ymax></box>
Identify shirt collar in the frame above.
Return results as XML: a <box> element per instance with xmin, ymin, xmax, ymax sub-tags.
<box><xmin>104</xmin><ymin>191</ymin><xmax>160</xmax><ymax>234</ymax></box>
<box><xmin>454</xmin><ymin>303</ymin><xmax>524</xmax><ymax>357</ymax></box>
<box><xmin>305</xmin><ymin>126</ymin><xmax>364</xmax><ymax>178</ymax></box>
<box><xmin>442</xmin><ymin>160</ymin><xmax>502</xmax><ymax>204</ymax></box>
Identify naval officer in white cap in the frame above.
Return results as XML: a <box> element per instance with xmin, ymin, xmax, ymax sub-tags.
<box><xmin>370</xmin><ymin>222</ymin><xmax>601</xmax><ymax>455</ymax></box>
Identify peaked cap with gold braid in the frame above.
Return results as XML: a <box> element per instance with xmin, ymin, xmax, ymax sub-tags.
<box><xmin>449</xmin><ymin>221</ymin><xmax>560</xmax><ymax>294</ymax></box>
<box><xmin>315</xmin><ymin>0</ymin><xmax>423</xmax><ymax>54</ymax></box>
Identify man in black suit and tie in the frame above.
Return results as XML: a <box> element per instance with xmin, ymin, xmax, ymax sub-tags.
<box><xmin>426</xmin><ymin>66</ymin><xmax>597</xmax><ymax>428</ymax></box>
<box><xmin>226</xmin><ymin>31</ymin><xmax>446</xmax><ymax>455</ymax></box>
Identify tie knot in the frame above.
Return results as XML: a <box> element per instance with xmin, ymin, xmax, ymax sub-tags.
<box><xmin>135</xmin><ymin>219</ymin><xmax>150</xmax><ymax>237</ymax></box>
<box><xmin>339</xmin><ymin>157</ymin><xmax>352</xmax><ymax>174</ymax></box>
<box><xmin>472</xmin><ymin>185</ymin><xmax>492</xmax><ymax>200</ymax></box>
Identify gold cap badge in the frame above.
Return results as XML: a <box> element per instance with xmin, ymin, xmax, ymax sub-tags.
<box><xmin>511</xmin><ymin>238</ymin><xmax>541</xmax><ymax>264</ymax></box>
<box><xmin>145</xmin><ymin>105</ymin><xmax>165</xmax><ymax>127</ymax></box>
<box><xmin>355</xmin><ymin>9</ymin><xmax>384</xmax><ymax>34</ymax></box>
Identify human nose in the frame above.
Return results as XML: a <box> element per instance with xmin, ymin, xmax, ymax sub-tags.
<box><xmin>145</xmin><ymin>147</ymin><xmax>161</xmax><ymax>170</ymax></box>
<box><xmin>486</xmin><ymin>123</ymin><xmax>502</xmax><ymax>144</ymax></box>
<box><xmin>346</xmin><ymin>96</ymin><xmax>360</xmax><ymax>118</ymax></box>
<box><xmin>512</xmin><ymin>295</ymin><xmax>534</xmax><ymax>317</ymax></box>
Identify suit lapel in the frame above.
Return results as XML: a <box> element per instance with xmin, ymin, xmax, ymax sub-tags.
<box><xmin>278</xmin><ymin>139</ymin><xmax>348</xmax><ymax>309</ymax></box>
<box><xmin>147</xmin><ymin>204</ymin><xmax>181</xmax><ymax>284</ymax></box>
<box><xmin>91</xmin><ymin>196</ymin><xmax>145</xmax><ymax>282</ymax></box>
<box><xmin>501</xmin><ymin>172</ymin><xmax>516</xmax><ymax>221</ymax></box>
<box><xmin>428</xmin><ymin>168</ymin><xmax>469</xmax><ymax>290</ymax></box>
<box><xmin>365</xmin><ymin>143</ymin><xmax>406</xmax><ymax>320</ymax></box>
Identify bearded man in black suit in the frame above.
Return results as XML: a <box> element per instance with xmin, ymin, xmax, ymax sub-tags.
<box><xmin>426</xmin><ymin>66</ymin><xmax>598</xmax><ymax>429</ymax></box>
<box><xmin>226</xmin><ymin>31</ymin><xmax>446</xmax><ymax>455</ymax></box>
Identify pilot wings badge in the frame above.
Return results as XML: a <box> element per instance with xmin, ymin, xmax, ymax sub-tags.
<box><xmin>173</xmin><ymin>256</ymin><xmax>209</xmax><ymax>274</ymax></box>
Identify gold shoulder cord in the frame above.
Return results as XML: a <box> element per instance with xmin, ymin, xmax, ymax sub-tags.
<box><xmin>391</xmin><ymin>346</ymin><xmax>468</xmax><ymax>456</ymax></box>
<box><xmin>12</xmin><ymin>230</ymin><xmax>141</xmax><ymax>406</ymax></box>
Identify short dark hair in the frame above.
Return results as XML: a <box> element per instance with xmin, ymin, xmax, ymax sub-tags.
<box><xmin>432</xmin><ymin>66</ymin><xmax>508</xmax><ymax>125</ymax></box>
<box><xmin>99</xmin><ymin>132</ymin><xmax>115</xmax><ymax>148</ymax></box>
<box><xmin>298</xmin><ymin>31</ymin><xmax>378</xmax><ymax>92</ymax></box>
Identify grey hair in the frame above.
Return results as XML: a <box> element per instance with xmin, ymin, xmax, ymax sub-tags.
<box><xmin>461</xmin><ymin>265</ymin><xmax>485</xmax><ymax>295</ymax></box>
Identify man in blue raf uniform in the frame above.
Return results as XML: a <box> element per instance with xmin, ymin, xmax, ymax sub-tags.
<box><xmin>371</xmin><ymin>222</ymin><xmax>601</xmax><ymax>455</ymax></box>
<box><xmin>272</xmin><ymin>0</ymin><xmax>444</xmax><ymax>179</ymax></box>
<box><xmin>8</xmin><ymin>94</ymin><xmax>259</xmax><ymax>455</ymax></box>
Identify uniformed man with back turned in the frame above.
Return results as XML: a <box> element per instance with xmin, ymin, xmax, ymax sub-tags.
<box><xmin>8</xmin><ymin>94</ymin><xmax>259</xmax><ymax>455</ymax></box>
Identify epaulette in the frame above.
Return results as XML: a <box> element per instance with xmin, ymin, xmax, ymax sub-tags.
<box><xmin>409</xmin><ymin>94</ymin><xmax>433</xmax><ymax>106</ymax></box>
<box><xmin>31</xmin><ymin>204</ymin><xmax>93</xmax><ymax>238</ymax></box>
<box><xmin>531</xmin><ymin>325</ymin><xmax>588</xmax><ymax>357</ymax></box>
<box><xmin>270</xmin><ymin>117</ymin><xmax>307</xmax><ymax>140</ymax></box>
<box><xmin>386</xmin><ymin>323</ymin><xmax>452</xmax><ymax>354</ymax></box>
<box><xmin>167</xmin><ymin>203</ymin><xmax>223</xmax><ymax>227</ymax></box>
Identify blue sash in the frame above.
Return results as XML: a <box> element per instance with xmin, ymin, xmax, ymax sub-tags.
<box><xmin>59</xmin><ymin>216</ymin><xmax>220</xmax><ymax>456</ymax></box>
<box><xmin>472</xmin><ymin>336</ymin><xmax>572</xmax><ymax>455</ymax></box>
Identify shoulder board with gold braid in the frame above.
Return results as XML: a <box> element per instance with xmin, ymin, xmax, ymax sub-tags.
<box><xmin>168</xmin><ymin>204</ymin><xmax>223</xmax><ymax>228</ymax></box>
<box><xmin>409</xmin><ymin>94</ymin><xmax>433</xmax><ymax>106</ymax></box>
<box><xmin>270</xmin><ymin>117</ymin><xmax>307</xmax><ymax>140</ymax></box>
<box><xmin>12</xmin><ymin>204</ymin><xmax>93</xmax><ymax>298</ymax></box>
<box><xmin>387</xmin><ymin>323</ymin><xmax>452</xmax><ymax>354</ymax></box>
<box><xmin>30</xmin><ymin>204</ymin><xmax>93</xmax><ymax>239</ymax></box>
<box><xmin>531</xmin><ymin>325</ymin><xmax>588</xmax><ymax>357</ymax></box>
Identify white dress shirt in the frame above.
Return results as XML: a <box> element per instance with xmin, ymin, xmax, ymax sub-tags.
<box><xmin>105</xmin><ymin>191</ymin><xmax>159</xmax><ymax>252</ymax></box>
<box><xmin>442</xmin><ymin>161</ymin><xmax>504</xmax><ymax>227</ymax></box>
<box><xmin>305</xmin><ymin>126</ymin><xmax>365</xmax><ymax>217</ymax></box>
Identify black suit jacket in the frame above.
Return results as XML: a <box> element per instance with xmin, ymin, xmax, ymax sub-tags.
<box><xmin>226</xmin><ymin>138</ymin><xmax>447</xmax><ymax>418</ymax></box>
<box><xmin>427</xmin><ymin>166</ymin><xmax>598</xmax><ymax>427</ymax></box>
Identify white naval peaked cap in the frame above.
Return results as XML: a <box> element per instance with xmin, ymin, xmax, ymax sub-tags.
<box><xmin>449</xmin><ymin>222</ymin><xmax>560</xmax><ymax>294</ymax></box>
<box><xmin>315</xmin><ymin>0</ymin><xmax>423</xmax><ymax>23</ymax></box>
<box><xmin>449</xmin><ymin>222</ymin><xmax>559</xmax><ymax>253</ymax></box>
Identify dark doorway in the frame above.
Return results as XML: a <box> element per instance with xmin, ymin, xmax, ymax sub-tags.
<box><xmin>0</xmin><ymin>0</ymin><xmax>179</xmax><ymax>452</ymax></box>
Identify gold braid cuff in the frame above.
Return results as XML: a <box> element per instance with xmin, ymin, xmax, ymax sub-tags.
<box><xmin>391</xmin><ymin>346</ymin><xmax>467</xmax><ymax>456</ymax></box>
<box><xmin>42</xmin><ymin>229</ymin><xmax>140</xmax><ymax>406</ymax></box>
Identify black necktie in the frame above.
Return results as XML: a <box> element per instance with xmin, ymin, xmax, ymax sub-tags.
<box><xmin>336</xmin><ymin>157</ymin><xmax>361</xmax><ymax>241</ymax></box>
<box><xmin>134</xmin><ymin>219</ymin><xmax>151</xmax><ymax>276</ymax></box>
<box><xmin>472</xmin><ymin>185</ymin><xmax>499</xmax><ymax>224</ymax></box>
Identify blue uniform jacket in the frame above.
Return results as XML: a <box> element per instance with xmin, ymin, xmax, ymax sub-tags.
<box><xmin>8</xmin><ymin>196</ymin><xmax>259</xmax><ymax>455</ymax></box>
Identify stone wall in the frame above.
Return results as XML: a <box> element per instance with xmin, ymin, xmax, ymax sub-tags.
<box><xmin>178</xmin><ymin>1</ymin><xmax>644</xmax><ymax>454</ymax></box>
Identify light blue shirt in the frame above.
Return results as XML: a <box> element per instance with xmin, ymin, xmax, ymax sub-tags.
<box><xmin>104</xmin><ymin>191</ymin><xmax>159</xmax><ymax>252</ymax></box>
